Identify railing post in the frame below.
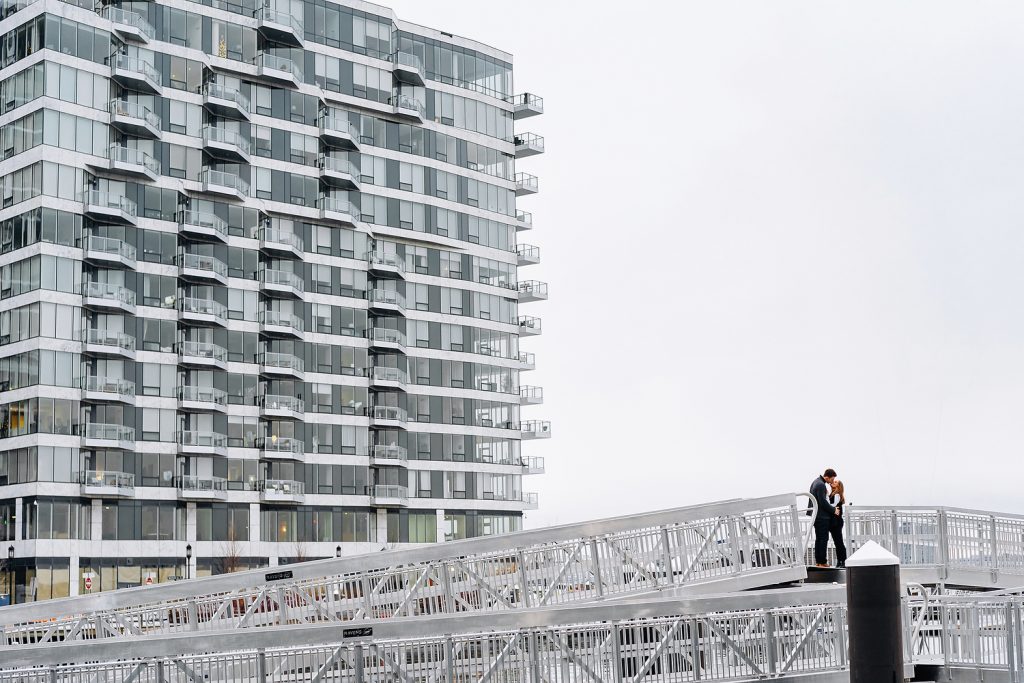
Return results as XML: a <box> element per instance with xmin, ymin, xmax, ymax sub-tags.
<box><xmin>589</xmin><ymin>539</ymin><xmax>603</xmax><ymax>598</ymax></box>
<box><xmin>256</xmin><ymin>648</ymin><xmax>267</xmax><ymax>683</ymax></box>
<box><xmin>763</xmin><ymin>609</ymin><xmax>777</xmax><ymax>676</ymax></box>
<box><xmin>156</xmin><ymin>659</ymin><xmax>165</xmax><ymax>683</ymax></box>
<box><xmin>528</xmin><ymin>631</ymin><xmax>542</xmax><ymax>683</ymax></box>
<box><xmin>937</xmin><ymin>510</ymin><xmax>950</xmax><ymax>581</ymax></box>
<box><xmin>187</xmin><ymin>600</ymin><xmax>198</xmax><ymax>631</ymax></box>
<box><xmin>729</xmin><ymin>515</ymin><xmax>743</xmax><ymax>574</ymax></box>
<box><xmin>660</xmin><ymin>527</ymin><xmax>674</xmax><ymax>587</ymax></box>
<box><xmin>1006</xmin><ymin>602</ymin><xmax>1017</xmax><ymax>683</ymax></box>
<box><xmin>939</xmin><ymin>601</ymin><xmax>951</xmax><ymax>682</ymax></box>
<box><xmin>836</xmin><ymin>604</ymin><xmax>848</xmax><ymax>667</ymax></box>
<box><xmin>445</xmin><ymin>636</ymin><xmax>455</xmax><ymax>683</ymax></box>
<box><xmin>890</xmin><ymin>510</ymin><xmax>900</xmax><ymax>558</ymax></box>
<box><xmin>691</xmin><ymin>618</ymin><xmax>702</xmax><ymax>681</ymax></box>
<box><xmin>991</xmin><ymin>516</ymin><xmax>1000</xmax><ymax>581</ymax></box>
<box><xmin>516</xmin><ymin>551</ymin><xmax>531</xmax><ymax>608</ymax></box>
<box><xmin>353</xmin><ymin>644</ymin><xmax>364</xmax><ymax>683</ymax></box>
<box><xmin>609</xmin><ymin>623</ymin><xmax>624</xmax><ymax>683</ymax></box>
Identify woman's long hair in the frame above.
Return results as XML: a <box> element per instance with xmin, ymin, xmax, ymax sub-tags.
<box><xmin>831</xmin><ymin>480</ymin><xmax>846</xmax><ymax>505</ymax></box>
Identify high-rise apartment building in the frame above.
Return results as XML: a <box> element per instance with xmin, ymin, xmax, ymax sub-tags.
<box><xmin>0</xmin><ymin>0</ymin><xmax>548</xmax><ymax>602</ymax></box>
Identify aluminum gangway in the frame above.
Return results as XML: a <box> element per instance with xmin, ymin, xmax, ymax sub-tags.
<box><xmin>0</xmin><ymin>494</ymin><xmax>814</xmax><ymax>645</ymax></box>
<box><xmin>4</xmin><ymin>584</ymin><xmax>1022</xmax><ymax>683</ymax></box>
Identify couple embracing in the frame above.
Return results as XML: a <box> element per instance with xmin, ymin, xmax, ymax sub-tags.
<box><xmin>809</xmin><ymin>468</ymin><xmax>847</xmax><ymax>568</ymax></box>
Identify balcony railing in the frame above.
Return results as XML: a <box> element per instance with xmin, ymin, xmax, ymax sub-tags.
<box><xmin>200</xmin><ymin>168</ymin><xmax>249</xmax><ymax>196</ymax></box>
<box><xmin>101</xmin><ymin>6</ymin><xmax>155</xmax><ymax>40</ymax></box>
<box><xmin>254</xmin><ymin>6</ymin><xmax>302</xmax><ymax>35</ymax></box>
<box><xmin>259</xmin><ymin>479</ymin><xmax>304</xmax><ymax>495</ymax></box>
<box><xmin>371</xmin><ymin>405</ymin><xmax>408</xmax><ymax>422</ymax></box>
<box><xmin>507</xmin><ymin>92</ymin><xmax>544</xmax><ymax>119</ymax></box>
<box><xmin>516</xmin><ymin>210</ymin><xmax>533</xmax><ymax>227</ymax></box>
<box><xmin>177</xmin><ymin>210</ymin><xmax>229</xmax><ymax>240</ymax></box>
<box><xmin>180</xmin><ymin>296</ymin><xmax>227</xmax><ymax>321</ymax></box>
<box><xmin>318</xmin><ymin>114</ymin><xmax>359</xmax><ymax>145</ymax></box>
<box><xmin>368</xmin><ymin>252</ymin><xmax>406</xmax><ymax>274</ymax></box>
<box><xmin>202</xmin><ymin>82</ymin><xmax>250</xmax><ymax>115</ymax></box>
<box><xmin>259</xmin><ymin>394</ymin><xmax>304</xmax><ymax>414</ymax></box>
<box><xmin>81</xmin><ymin>328</ymin><xmax>135</xmax><ymax>352</ymax></box>
<box><xmin>256</xmin><ymin>436</ymin><xmax>304</xmax><ymax>455</ymax></box>
<box><xmin>518</xmin><ymin>315</ymin><xmax>542</xmax><ymax>333</ymax></box>
<box><xmin>82</xmin><ymin>375</ymin><xmax>135</xmax><ymax>398</ymax></box>
<box><xmin>202</xmin><ymin>125</ymin><xmax>251</xmax><ymax>156</ymax></box>
<box><xmin>108</xmin><ymin>99</ymin><xmax>160</xmax><ymax>130</ymax></box>
<box><xmin>82</xmin><ymin>235</ymin><xmax>136</xmax><ymax>262</ymax></box>
<box><xmin>80</xmin><ymin>469</ymin><xmax>135</xmax><ymax>490</ymax></box>
<box><xmin>179</xmin><ymin>475</ymin><xmax>227</xmax><ymax>493</ymax></box>
<box><xmin>318</xmin><ymin>154</ymin><xmax>358</xmax><ymax>177</ymax></box>
<box><xmin>373</xmin><ymin>485</ymin><xmax>408</xmax><ymax>502</ymax></box>
<box><xmin>371</xmin><ymin>444</ymin><xmax>408</xmax><ymax>462</ymax></box>
<box><xmin>177</xmin><ymin>430</ymin><xmax>227</xmax><ymax>450</ymax></box>
<box><xmin>522</xmin><ymin>420</ymin><xmax>551</xmax><ymax>438</ymax></box>
<box><xmin>80</xmin><ymin>191</ymin><xmax>138</xmax><ymax>220</ymax></box>
<box><xmin>368</xmin><ymin>288</ymin><xmax>405</xmax><ymax>310</ymax></box>
<box><xmin>368</xmin><ymin>327</ymin><xmax>406</xmax><ymax>347</ymax></box>
<box><xmin>259</xmin><ymin>268</ymin><xmax>304</xmax><ymax>293</ymax></box>
<box><xmin>259</xmin><ymin>310</ymin><xmax>304</xmax><ymax>332</ymax></box>
<box><xmin>389</xmin><ymin>93</ymin><xmax>425</xmax><ymax>119</ymax></box>
<box><xmin>82</xmin><ymin>280</ymin><xmax>136</xmax><ymax>307</ymax></box>
<box><xmin>520</xmin><ymin>386</ymin><xmax>544</xmax><ymax>402</ymax></box>
<box><xmin>519</xmin><ymin>351</ymin><xmax>536</xmax><ymax>369</ymax></box>
<box><xmin>178</xmin><ymin>251</ymin><xmax>228</xmax><ymax>279</ymax></box>
<box><xmin>371</xmin><ymin>366</ymin><xmax>408</xmax><ymax>384</ymax></box>
<box><xmin>178</xmin><ymin>385</ymin><xmax>227</xmax><ymax>406</ymax></box>
<box><xmin>257</xmin><ymin>227</ymin><xmax>303</xmax><ymax>253</ymax></box>
<box><xmin>518</xmin><ymin>280</ymin><xmax>548</xmax><ymax>299</ymax></box>
<box><xmin>258</xmin><ymin>351</ymin><xmax>304</xmax><ymax>374</ymax></box>
<box><xmin>110</xmin><ymin>54</ymin><xmax>160</xmax><ymax>86</ymax></box>
<box><xmin>178</xmin><ymin>340</ymin><xmax>228</xmax><ymax>364</ymax></box>
<box><xmin>515</xmin><ymin>172</ymin><xmax>539</xmax><ymax>194</ymax></box>
<box><xmin>317</xmin><ymin>195</ymin><xmax>359</xmax><ymax>220</ymax></box>
<box><xmin>80</xmin><ymin>423</ymin><xmax>135</xmax><ymax>442</ymax></box>
<box><xmin>255</xmin><ymin>53</ymin><xmax>302</xmax><ymax>82</ymax></box>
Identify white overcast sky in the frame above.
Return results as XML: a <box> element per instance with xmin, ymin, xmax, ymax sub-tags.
<box><xmin>386</xmin><ymin>0</ymin><xmax>1024</xmax><ymax>526</ymax></box>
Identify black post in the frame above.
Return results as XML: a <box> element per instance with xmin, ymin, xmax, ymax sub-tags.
<box><xmin>846</xmin><ymin>540</ymin><xmax>903</xmax><ymax>683</ymax></box>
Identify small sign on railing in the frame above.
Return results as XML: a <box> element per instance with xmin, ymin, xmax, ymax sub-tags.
<box><xmin>264</xmin><ymin>570</ymin><xmax>293</xmax><ymax>582</ymax></box>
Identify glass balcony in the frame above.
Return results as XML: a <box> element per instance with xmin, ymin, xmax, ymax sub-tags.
<box><xmin>518</xmin><ymin>280</ymin><xmax>548</xmax><ymax>302</ymax></box>
<box><xmin>258</xmin><ymin>394</ymin><xmax>304</xmax><ymax>419</ymax></box>
<box><xmin>178</xmin><ymin>475</ymin><xmax>228</xmax><ymax>500</ymax></box>
<box><xmin>82</xmin><ymin>280</ymin><xmax>136</xmax><ymax>313</ymax></box>
<box><xmin>202</xmin><ymin>82</ymin><xmax>250</xmax><ymax>119</ymax></box>
<box><xmin>80</xmin><ymin>470</ymin><xmax>135</xmax><ymax>497</ymax></box>
<box><xmin>514</xmin><ymin>132</ymin><xmax>545</xmax><ymax>158</ymax></box>
<box><xmin>518</xmin><ymin>315</ymin><xmax>542</xmax><ymax>336</ymax></box>
<box><xmin>178</xmin><ymin>251</ymin><xmax>228</xmax><ymax>284</ymax></box>
<box><xmin>520</xmin><ymin>385</ymin><xmax>544</xmax><ymax>406</ymax></box>
<box><xmin>370</xmin><ymin>366</ymin><xmax>407</xmax><ymax>389</ymax></box>
<box><xmin>507</xmin><ymin>92</ymin><xmax>544</xmax><ymax>119</ymax></box>
<box><xmin>198</xmin><ymin>168</ymin><xmax>248</xmax><ymax>200</ymax></box>
<box><xmin>81</xmin><ymin>328</ymin><xmax>136</xmax><ymax>358</ymax></box>
<box><xmin>390</xmin><ymin>51</ymin><xmax>424</xmax><ymax>86</ymax></box>
<box><xmin>515</xmin><ymin>172</ymin><xmax>539</xmax><ymax>196</ymax></box>
<box><xmin>256</xmin><ymin>436</ymin><xmax>304</xmax><ymax>459</ymax></box>
<box><xmin>257</xmin><ymin>225</ymin><xmax>303</xmax><ymax>257</ymax></box>
<box><xmin>317</xmin><ymin>195</ymin><xmax>359</xmax><ymax>224</ymax></box>
<box><xmin>368</xmin><ymin>327</ymin><xmax>406</xmax><ymax>351</ymax></box>
<box><xmin>110</xmin><ymin>54</ymin><xmax>161</xmax><ymax>94</ymax></box>
<box><xmin>101</xmin><ymin>6</ymin><xmax>154</xmax><ymax>43</ymax></box>
<box><xmin>259</xmin><ymin>479</ymin><xmax>305</xmax><ymax>503</ymax></box>
<box><xmin>389</xmin><ymin>93</ymin><xmax>425</xmax><ymax>121</ymax></box>
<box><xmin>258</xmin><ymin>268</ymin><xmax>304</xmax><ymax>297</ymax></box>
<box><xmin>523</xmin><ymin>456</ymin><xmax>546</xmax><ymax>475</ymax></box>
<box><xmin>515</xmin><ymin>209</ymin><xmax>533</xmax><ymax>232</ymax></box>
<box><xmin>318</xmin><ymin>154</ymin><xmax>359</xmax><ymax>189</ymax></box>
<box><xmin>80</xmin><ymin>422</ymin><xmax>135</xmax><ymax>449</ymax></box>
<box><xmin>255</xmin><ymin>52</ymin><xmax>301</xmax><ymax>86</ymax></box>
<box><xmin>373</xmin><ymin>484</ymin><xmax>409</xmax><ymax>507</ymax></box>
<box><xmin>201</xmin><ymin>126</ymin><xmax>250</xmax><ymax>163</ymax></box>
<box><xmin>258</xmin><ymin>351</ymin><xmax>304</xmax><ymax>378</ymax></box>
<box><xmin>96</xmin><ymin>144</ymin><xmax>159</xmax><ymax>181</ymax></box>
<box><xmin>370</xmin><ymin>405</ymin><xmax>408</xmax><ymax>428</ymax></box>
<box><xmin>81</xmin><ymin>376</ymin><xmax>136</xmax><ymax>403</ymax></box>
<box><xmin>254</xmin><ymin>6</ymin><xmax>303</xmax><ymax>46</ymax></box>
<box><xmin>521</xmin><ymin>420</ymin><xmax>551</xmax><ymax>440</ymax></box>
<box><xmin>177</xmin><ymin>340</ymin><xmax>228</xmax><ymax>369</ymax></box>
<box><xmin>367</xmin><ymin>288</ymin><xmax>405</xmax><ymax>314</ymax></box>
<box><xmin>108</xmin><ymin>99</ymin><xmax>160</xmax><ymax>138</ymax></box>
<box><xmin>82</xmin><ymin>235</ymin><xmax>136</xmax><ymax>269</ymax></box>
<box><xmin>371</xmin><ymin>444</ymin><xmax>408</xmax><ymax>466</ymax></box>
<box><xmin>177</xmin><ymin>209</ymin><xmax>228</xmax><ymax>242</ymax></box>
<box><xmin>178</xmin><ymin>385</ymin><xmax>228</xmax><ymax>412</ymax></box>
<box><xmin>524</xmin><ymin>492</ymin><xmax>540</xmax><ymax>510</ymax></box>
<box><xmin>80</xmin><ymin>191</ymin><xmax>137</xmax><ymax>225</ymax></box>
<box><xmin>367</xmin><ymin>252</ymin><xmax>405</xmax><ymax>278</ymax></box>
<box><xmin>259</xmin><ymin>310</ymin><xmax>304</xmax><ymax>337</ymax></box>
<box><xmin>179</xmin><ymin>296</ymin><xmax>228</xmax><ymax>326</ymax></box>
<box><xmin>519</xmin><ymin>351</ymin><xmax>536</xmax><ymax>371</ymax></box>
<box><xmin>176</xmin><ymin>430</ymin><xmax>228</xmax><ymax>456</ymax></box>
<box><xmin>516</xmin><ymin>243</ymin><xmax>541</xmax><ymax>266</ymax></box>
<box><xmin>318</xmin><ymin>112</ymin><xmax>360</xmax><ymax>150</ymax></box>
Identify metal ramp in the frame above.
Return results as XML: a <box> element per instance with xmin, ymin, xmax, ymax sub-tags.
<box><xmin>0</xmin><ymin>494</ymin><xmax>812</xmax><ymax>645</ymax></box>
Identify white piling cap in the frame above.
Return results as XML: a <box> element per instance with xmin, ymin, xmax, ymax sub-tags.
<box><xmin>846</xmin><ymin>540</ymin><xmax>900</xmax><ymax>567</ymax></box>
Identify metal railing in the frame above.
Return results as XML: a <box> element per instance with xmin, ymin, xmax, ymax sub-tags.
<box><xmin>518</xmin><ymin>280</ymin><xmax>548</xmax><ymax>297</ymax></box>
<box><xmin>255</xmin><ymin>436</ymin><xmax>303</xmax><ymax>455</ymax></box>
<box><xmin>391</xmin><ymin>51</ymin><xmax>424</xmax><ymax>74</ymax></box>
<box><xmin>178</xmin><ymin>209</ymin><xmax>229</xmax><ymax>238</ymax></box>
<box><xmin>178</xmin><ymin>475</ymin><xmax>228</xmax><ymax>493</ymax></box>
<box><xmin>374</xmin><ymin>484</ymin><xmax>409</xmax><ymax>502</ymax></box>
<box><xmin>0</xmin><ymin>494</ymin><xmax>811</xmax><ymax>646</ymax></box>
<box><xmin>178</xmin><ymin>251</ymin><xmax>228</xmax><ymax>278</ymax></box>
<box><xmin>202</xmin><ymin>82</ymin><xmax>250</xmax><ymax>114</ymax></box>
<box><xmin>108</xmin><ymin>99</ymin><xmax>160</xmax><ymax>129</ymax></box>
<box><xmin>515</xmin><ymin>172</ymin><xmax>539</xmax><ymax>192</ymax></box>
<box><xmin>178</xmin><ymin>385</ymin><xmax>227</xmax><ymax>406</ymax></box>
<box><xmin>110</xmin><ymin>54</ymin><xmax>160</xmax><ymax>84</ymax></box>
<box><xmin>81</xmin><ymin>375</ymin><xmax>135</xmax><ymax>397</ymax></box>
<box><xmin>258</xmin><ymin>351</ymin><xmax>304</xmax><ymax>373</ymax></box>
<box><xmin>81</xmin><ymin>328</ymin><xmax>135</xmax><ymax>352</ymax></box>
<box><xmin>101</xmin><ymin>5</ymin><xmax>155</xmax><ymax>40</ymax></box>
<box><xmin>317</xmin><ymin>195</ymin><xmax>359</xmax><ymax>217</ymax></box>
<box><xmin>371</xmin><ymin>366</ymin><xmax>407</xmax><ymax>384</ymax></box>
<box><xmin>178</xmin><ymin>340</ymin><xmax>228</xmax><ymax>364</ymax></box>
<box><xmin>82</xmin><ymin>234</ymin><xmax>136</xmax><ymax>261</ymax></box>
<box><xmin>517</xmin><ymin>243</ymin><xmax>540</xmax><ymax>261</ymax></box>
<box><xmin>515</xmin><ymin>132</ymin><xmax>545</xmax><ymax>150</ymax></box>
<box><xmin>256</xmin><ymin>52</ymin><xmax>302</xmax><ymax>81</ymax></box>
<box><xmin>257</xmin><ymin>226</ymin><xmax>303</xmax><ymax>252</ymax></box>
<box><xmin>79</xmin><ymin>422</ymin><xmax>134</xmax><ymax>442</ymax></box>
<box><xmin>259</xmin><ymin>268</ymin><xmax>304</xmax><ymax>292</ymax></box>
<box><xmin>368</xmin><ymin>289</ymin><xmax>405</xmax><ymax>309</ymax></box>
<box><xmin>318</xmin><ymin>154</ymin><xmax>358</xmax><ymax>178</ymax></box>
<box><xmin>507</xmin><ymin>92</ymin><xmax>545</xmax><ymax>110</ymax></box>
<box><xmin>368</xmin><ymin>327</ymin><xmax>406</xmax><ymax>346</ymax></box>
<box><xmin>519</xmin><ymin>385</ymin><xmax>543</xmax><ymax>402</ymax></box>
<box><xmin>371</xmin><ymin>444</ymin><xmax>407</xmax><ymax>461</ymax></box>
<box><xmin>519</xmin><ymin>351</ymin><xmax>536</xmax><ymax>368</ymax></box>
<box><xmin>177</xmin><ymin>430</ymin><xmax>227</xmax><ymax>450</ymax></box>
<box><xmin>518</xmin><ymin>315</ymin><xmax>542</xmax><ymax>332</ymax></box>
<box><xmin>179</xmin><ymin>296</ymin><xmax>227</xmax><ymax>320</ymax></box>
<box><xmin>255</xmin><ymin>6</ymin><xmax>302</xmax><ymax>34</ymax></box>
<box><xmin>368</xmin><ymin>252</ymin><xmax>406</xmax><ymax>274</ymax></box>
<box><xmin>522</xmin><ymin>419</ymin><xmax>551</xmax><ymax>437</ymax></box>
<box><xmin>79</xmin><ymin>469</ymin><xmax>134</xmax><ymax>490</ymax></box>
<box><xmin>258</xmin><ymin>394</ymin><xmax>304</xmax><ymax>414</ymax></box>
<box><xmin>201</xmin><ymin>125</ymin><xmax>250</xmax><ymax>155</ymax></box>
<box><xmin>259</xmin><ymin>478</ymin><xmax>304</xmax><ymax>495</ymax></box>
<box><xmin>259</xmin><ymin>310</ymin><xmax>304</xmax><ymax>332</ymax></box>
<box><xmin>389</xmin><ymin>93</ymin><xmax>425</xmax><ymax>118</ymax></box>
<box><xmin>82</xmin><ymin>280</ymin><xmax>135</xmax><ymax>306</ymax></box>
<box><xmin>517</xmin><ymin>209</ymin><xmax>533</xmax><ymax>226</ymax></box>
<box><xmin>80</xmin><ymin>191</ymin><xmax>137</xmax><ymax>219</ymax></box>
<box><xmin>371</xmin><ymin>405</ymin><xmax>407</xmax><ymax>422</ymax></box>
<box><xmin>200</xmin><ymin>168</ymin><xmax>249</xmax><ymax>196</ymax></box>
<box><xmin>318</xmin><ymin>113</ymin><xmax>359</xmax><ymax>141</ymax></box>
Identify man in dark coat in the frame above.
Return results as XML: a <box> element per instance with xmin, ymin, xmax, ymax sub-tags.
<box><xmin>809</xmin><ymin>468</ymin><xmax>839</xmax><ymax>567</ymax></box>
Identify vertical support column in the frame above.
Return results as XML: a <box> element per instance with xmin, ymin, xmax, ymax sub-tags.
<box><xmin>990</xmin><ymin>516</ymin><xmax>1000</xmax><ymax>582</ymax></box>
<box><xmin>846</xmin><ymin>541</ymin><xmax>902</xmax><ymax>683</ymax></box>
<box><xmin>186</xmin><ymin>501</ymin><xmax>197</xmax><ymax>542</ymax></box>
<box><xmin>609</xmin><ymin>623</ymin><xmax>624</xmax><ymax>683</ymax></box>
<box><xmin>889</xmin><ymin>510</ymin><xmax>899</xmax><ymax>558</ymax></box>
<box><xmin>528</xmin><ymin>631</ymin><xmax>541</xmax><ymax>683</ymax></box>
<box><xmin>376</xmin><ymin>509</ymin><xmax>388</xmax><ymax>547</ymax></box>
<box><xmin>256</xmin><ymin>648</ymin><xmax>267</xmax><ymax>683</ymax></box>
<box><xmin>516</xmin><ymin>550</ymin><xmax>530</xmax><ymax>608</ymax></box>
<box><xmin>435</xmin><ymin>509</ymin><xmax>446</xmax><ymax>544</ymax></box>
<box><xmin>13</xmin><ymin>499</ymin><xmax>21</xmax><ymax>541</ymax></box>
<box><xmin>90</xmin><ymin>500</ymin><xmax>102</xmax><ymax>542</ymax></box>
<box><xmin>1005</xmin><ymin>602</ymin><xmax>1018</xmax><ymax>683</ymax></box>
<box><xmin>763</xmin><ymin>609</ymin><xmax>777</xmax><ymax>676</ymax></box>
<box><xmin>444</xmin><ymin>636</ymin><xmax>454</xmax><ymax>683</ymax></box>
<box><xmin>690</xmin><ymin>618</ymin><xmax>702</xmax><ymax>681</ymax></box>
<box><xmin>589</xmin><ymin>539</ymin><xmax>603</xmax><ymax>598</ymax></box>
<box><xmin>68</xmin><ymin>554</ymin><xmax>80</xmax><ymax>597</ymax></box>
<box><xmin>937</xmin><ymin>510</ymin><xmax>950</xmax><ymax>581</ymax></box>
<box><xmin>660</xmin><ymin>527</ymin><xmax>674</xmax><ymax>587</ymax></box>
<box><xmin>353</xmin><ymin>644</ymin><xmax>365</xmax><ymax>683</ymax></box>
<box><xmin>156</xmin><ymin>659</ymin><xmax>166</xmax><ymax>683</ymax></box>
<box><xmin>249</xmin><ymin>502</ymin><xmax>261</xmax><ymax>551</ymax></box>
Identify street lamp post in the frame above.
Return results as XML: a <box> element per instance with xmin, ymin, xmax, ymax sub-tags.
<box><xmin>335</xmin><ymin>545</ymin><xmax>341</xmax><ymax>558</ymax></box>
<box><xmin>7</xmin><ymin>545</ymin><xmax>13</xmax><ymax>605</ymax></box>
<box><xmin>185</xmin><ymin>544</ymin><xmax>192</xmax><ymax>580</ymax></box>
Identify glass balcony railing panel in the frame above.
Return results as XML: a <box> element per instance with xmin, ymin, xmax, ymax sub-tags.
<box><xmin>199</xmin><ymin>168</ymin><xmax>249</xmax><ymax>196</ymax></box>
<box><xmin>257</xmin><ymin>227</ymin><xmax>303</xmax><ymax>252</ymax></box>
<box><xmin>392</xmin><ymin>51</ymin><xmax>423</xmax><ymax>72</ymax></box>
<box><xmin>179</xmin><ymin>475</ymin><xmax>227</xmax><ymax>492</ymax></box>
<box><xmin>368</xmin><ymin>289</ymin><xmax>405</xmax><ymax>309</ymax></box>
<box><xmin>80</xmin><ymin>191</ymin><xmax>138</xmax><ymax>218</ymax></box>
<box><xmin>258</xmin><ymin>351</ymin><xmax>304</xmax><ymax>373</ymax></box>
<box><xmin>177</xmin><ymin>210</ymin><xmax>229</xmax><ymax>238</ymax></box>
<box><xmin>368</xmin><ymin>327</ymin><xmax>406</xmax><ymax>346</ymax></box>
<box><xmin>518</xmin><ymin>280</ymin><xmax>548</xmax><ymax>298</ymax></box>
<box><xmin>318</xmin><ymin>114</ymin><xmax>359</xmax><ymax>141</ymax></box>
<box><xmin>82</xmin><ymin>280</ymin><xmax>136</xmax><ymax>307</ymax></box>
<box><xmin>256</xmin><ymin>436</ymin><xmax>304</xmax><ymax>454</ymax></box>
<box><xmin>389</xmin><ymin>93</ymin><xmax>425</xmax><ymax>119</ymax></box>
<box><xmin>318</xmin><ymin>155</ymin><xmax>358</xmax><ymax>177</ymax></box>
<box><xmin>201</xmin><ymin>126</ymin><xmax>251</xmax><ymax>155</ymax></box>
<box><xmin>81</xmin><ymin>469</ymin><xmax>135</xmax><ymax>489</ymax></box>
<box><xmin>518</xmin><ymin>315</ymin><xmax>542</xmax><ymax>332</ymax></box>
<box><xmin>520</xmin><ymin>386</ymin><xmax>544</xmax><ymax>402</ymax></box>
<box><xmin>81</xmin><ymin>375</ymin><xmax>135</xmax><ymax>397</ymax></box>
<box><xmin>259</xmin><ymin>310</ymin><xmax>304</xmax><ymax>331</ymax></box>
<box><xmin>101</xmin><ymin>6</ymin><xmax>155</xmax><ymax>40</ymax></box>
<box><xmin>515</xmin><ymin>172</ymin><xmax>539</xmax><ymax>193</ymax></box>
<box><xmin>368</xmin><ymin>253</ymin><xmax>405</xmax><ymax>273</ymax></box>
<box><xmin>202</xmin><ymin>82</ymin><xmax>251</xmax><ymax>114</ymax></box>
<box><xmin>255</xmin><ymin>6</ymin><xmax>302</xmax><ymax>34</ymax></box>
<box><xmin>178</xmin><ymin>385</ymin><xmax>227</xmax><ymax>405</ymax></box>
<box><xmin>108</xmin><ymin>99</ymin><xmax>161</xmax><ymax>129</ymax></box>
<box><xmin>111</xmin><ymin>54</ymin><xmax>160</xmax><ymax>83</ymax></box>
<box><xmin>177</xmin><ymin>340</ymin><xmax>228</xmax><ymax>363</ymax></box>
<box><xmin>522</xmin><ymin>420</ymin><xmax>551</xmax><ymax>436</ymax></box>
<box><xmin>82</xmin><ymin>235</ymin><xmax>137</xmax><ymax>261</ymax></box>
<box><xmin>81</xmin><ymin>328</ymin><xmax>135</xmax><ymax>351</ymax></box>
<box><xmin>374</xmin><ymin>485</ymin><xmax>408</xmax><ymax>501</ymax></box>
<box><xmin>517</xmin><ymin>210</ymin><xmax>533</xmax><ymax>226</ymax></box>
<box><xmin>80</xmin><ymin>423</ymin><xmax>135</xmax><ymax>442</ymax></box>
<box><xmin>260</xmin><ymin>478</ymin><xmax>304</xmax><ymax>495</ymax></box>
<box><xmin>179</xmin><ymin>296</ymin><xmax>227</xmax><ymax>319</ymax></box>
<box><xmin>259</xmin><ymin>394</ymin><xmax>304</xmax><ymax>413</ymax></box>
<box><xmin>259</xmin><ymin>268</ymin><xmax>304</xmax><ymax>292</ymax></box>
<box><xmin>108</xmin><ymin>144</ymin><xmax>160</xmax><ymax>175</ymax></box>
<box><xmin>317</xmin><ymin>196</ymin><xmax>359</xmax><ymax>217</ymax></box>
<box><xmin>177</xmin><ymin>430</ymin><xmax>227</xmax><ymax>449</ymax></box>
<box><xmin>256</xmin><ymin>53</ymin><xmax>302</xmax><ymax>81</ymax></box>
<box><xmin>372</xmin><ymin>444</ymin><xmax>408</xmax><ymax>461</ymax></box>
<box><xmin>371</xmin><ymin>366</ymin><xmax>407</xmax><ymax>384</ymax></box>
<box><xmin>178</xmin><ymin>251</ymin><xmax>228</xmax><ymax>278</ymax></box>
<box><xmin>371</xmin><ymin>405</ymin><xmax>407</xmax><ymax>422</ymax></box>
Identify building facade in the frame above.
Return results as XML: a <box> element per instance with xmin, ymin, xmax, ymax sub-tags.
<box><xmin>0</xmin><ymin>0</ymin><xmax>548</xmax><ymax>602</ymax></box>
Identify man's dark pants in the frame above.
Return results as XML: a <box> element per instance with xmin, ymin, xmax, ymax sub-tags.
<box><xmin>814</xmin><ymin>516</ymin><xmax>831</xmax><ymax>565</ymax></box>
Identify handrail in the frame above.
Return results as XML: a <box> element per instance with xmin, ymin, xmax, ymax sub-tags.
<box><xmin>798</xmin><ymin>492</ymin><xmax>818</xmax><ymax>552</ymax></box>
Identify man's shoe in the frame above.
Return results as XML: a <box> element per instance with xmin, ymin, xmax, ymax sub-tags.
<box><xmin>815</xmin><ymin>563</ymin><xmax>830</xmax><ymax>568</ymax></box>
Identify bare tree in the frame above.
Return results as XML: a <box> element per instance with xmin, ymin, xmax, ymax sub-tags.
<box><xmin>292</xmin><ymin>541</ymin><xmax>309</xmax><ymax>563</ymax></box>
<box><xmin>216</xmin><ymin>528</ymin><xmax>244</xmax><ymax>575</ymax></box>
